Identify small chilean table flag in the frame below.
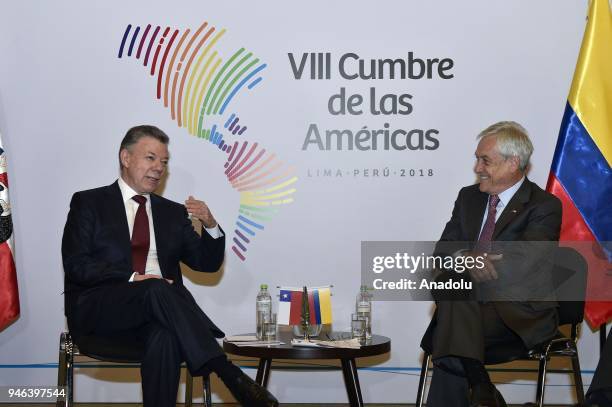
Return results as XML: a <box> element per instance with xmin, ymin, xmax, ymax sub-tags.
<box><xmin>278</xmin><ymin>286</ymin><xmax>332</xmax><ymax>325</ymax></box>
<box><xmin>0</xmin><ymin>133</ymin><xmax>19</xmax><ymax>331</ymax></box>
<box><xmin>546</xmin><ymin>0</ymin><xmax>612</xmax><ymax>328</ymax></box>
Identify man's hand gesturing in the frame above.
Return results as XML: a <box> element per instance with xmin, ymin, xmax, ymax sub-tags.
<box><xmin>185</xmin><ymin>195</ymin><xmax>217</xmax><ymax>228</ymax></box>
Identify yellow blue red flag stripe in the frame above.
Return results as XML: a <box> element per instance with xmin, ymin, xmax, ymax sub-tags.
<box><xmin>546</xmin><ymin>0</ymin><xmax>612</xmax><ymax>327</ymax></box>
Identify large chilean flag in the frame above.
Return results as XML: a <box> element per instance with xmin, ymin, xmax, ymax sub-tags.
<box><xmin>547</xmin><ymin>0</ymin><xmax>612</xmax><ymax>328</ymax></box>
<box><xmin>0</xmin><ymin>134</ymin><xmax>19</xmax><ymax>331</ymax></box>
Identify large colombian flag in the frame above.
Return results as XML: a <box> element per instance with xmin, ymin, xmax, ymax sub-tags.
<box><xmin>546</xmin><ymin>0</ymin><xmax>612</xmax><ymax>328</ymax></box>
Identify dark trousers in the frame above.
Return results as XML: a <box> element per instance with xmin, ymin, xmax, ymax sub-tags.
<box><xmin>69</xmin><ymin>279</ymin><xmax>225</xmax><ymax>407</ymax></box>
<box><xmin>588</xmin><ymin>328</ymin><xmax>612</xmax><ymax>400</ymax></box>
<box><xmin>425</xmin><ymin>301</ymin><xmax>526</xmax><ymax>407</ymax></box>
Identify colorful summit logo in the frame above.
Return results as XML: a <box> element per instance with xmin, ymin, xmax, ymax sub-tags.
<box><xmin>118</xmin><ymin>22</ymin><xmax>297</xmax><ymax>261</ymax></box>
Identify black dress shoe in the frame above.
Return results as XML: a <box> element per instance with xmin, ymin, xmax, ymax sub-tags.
<box><xmin>470</xmin><ymin>382</ymin><xmax>507</xmax><ymax>407</ymax></box>
<box><xmin>224</xmin><ymin>372</ymin><xmax>279</xmax><ymax>407</ymax></box>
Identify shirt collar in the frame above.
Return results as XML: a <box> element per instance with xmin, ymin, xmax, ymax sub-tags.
<box><xmin>496</xmin><ymin>176</ymin><xmax>525</xmax><ymax>207</ymax></box>
<box><xmin>117</xmin><ymin>176</ymin><xmax>149</xmax><ymax>204</ymax></box>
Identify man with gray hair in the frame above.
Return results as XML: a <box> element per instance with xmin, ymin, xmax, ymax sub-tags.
<box><xmin>420</xmin><ymin>121</ymin><xmax>562</xmax><ymax>407</ymax></box>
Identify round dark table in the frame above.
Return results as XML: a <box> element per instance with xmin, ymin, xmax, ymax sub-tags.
<box><xmin>223</xmin><ymin>331</ymin><xmax>391</xmax><ymax>407</ymax></box>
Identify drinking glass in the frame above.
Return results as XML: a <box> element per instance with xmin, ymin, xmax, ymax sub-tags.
<box><xmin>262</xmin><ymin>313</ymin><xmax>277</xmax><ymax>341</ymax></box>
<box><xmin>351</xmin><ymin>313</ymin><xmax>367</xmax><ymax>340</ymax></box>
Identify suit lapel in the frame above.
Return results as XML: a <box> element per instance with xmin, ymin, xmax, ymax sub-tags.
<box><xmin>106</xmin><ymin>181</ymin><xmax>132</xmax><ymax>266</ymax></box>
<box><xmin>467</xmin><ymin>188</ymin><xmax>489</xmax><ymax>241</ymax></box>
<box><xmin>493</xmin><ymin>179</ymin><xmax>531</xmax><ymax>239</ymax></box>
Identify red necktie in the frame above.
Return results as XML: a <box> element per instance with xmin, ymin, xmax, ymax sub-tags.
<box><xmin>475</xmin><ymin>194</ymin><xmax>500</xmax><ymax>253</ymax></box>
<box><xmin>131</xmin><ymin>195</ymin><xmax>149</xmax><ymax>275</ymax></box>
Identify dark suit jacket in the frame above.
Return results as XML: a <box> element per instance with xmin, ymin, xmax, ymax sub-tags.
<box><xmin>428</xmin><ymin>178</ymin><xmax>562</xmax><ymax>349</ymax></box>
<box><xmin>62</xmin><ymin>181</ymin><xmax>225</xmax><ymax>334</ymax></box>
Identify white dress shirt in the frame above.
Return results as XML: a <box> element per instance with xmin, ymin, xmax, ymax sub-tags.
<box><xmin>478</xmin><ymin>176</ymin><xmax>525</xmax><ymax>238</ymax></box>
<box><xmin>117</xmin><ymin>177</ymin><xmax>222</xmax><ymax>281</ymax></box>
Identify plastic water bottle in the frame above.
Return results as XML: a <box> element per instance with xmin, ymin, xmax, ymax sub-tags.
<box><xmin>256</xmin><ymin>284</ymin><xmax>272</xmax><ymax>340</ymax></box>
<box><xmin>356</xmin><ymin>285</ymin><xmax>372</xmax><ymax>339</ymax></box>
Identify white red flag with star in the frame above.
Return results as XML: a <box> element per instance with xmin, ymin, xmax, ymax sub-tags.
<box><xmin>0</xmin><ymin>133</ymin><xmax>19</xmax><ymax>331</ymax></box>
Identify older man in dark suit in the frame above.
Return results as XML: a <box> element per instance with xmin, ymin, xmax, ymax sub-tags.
<box><xmin>62</xmin><ymin>125</ymin><xmax>278</xmax><ymax>407</ymax></box>
<box><xmin>421</xmin><ymin>121</ymin><xmax>562</xmax><ymax>407</ymax></box>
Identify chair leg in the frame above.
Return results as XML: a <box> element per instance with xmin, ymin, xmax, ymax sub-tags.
<box><xmin>184</xmin><ymin>371</ymin><xmax>212</xmax><ymax>407</ymax></box>
<box><xmin>203</xmin><ymin>373</ymin><xmax>212</xmax><ymax>407</ymax></box>
<box><xmin>415</xmin><ymin>353</ymin><xmax>431</xmax><ymax>407</ymax></box>
<box><xmin>57</xmin><ymin>333</ymin><xmax>68</xmax><ymax>407</ymax></box>
<box><xmin>571</xmin><ymin>354</ymin><xmax>585</xmax><ymax>404</ymax></box>
<box><xmin>64</xmin><ymin>334</ymin><xmax>74</xmax><ymax>407</ymax></box>
<box><xmin>535</xmin><ymin>355</ymin><xmax>548</xmax><ymax>407</ymax></box>
<box><xmin>185</xmin><ymin>369</ymin><xmax>193</xmax><ymax>407</ymax></box>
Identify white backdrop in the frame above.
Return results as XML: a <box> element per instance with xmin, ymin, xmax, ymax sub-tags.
<box><xmin>0</xmin><ymin>0</ymin><xmax>603</xmax><ymax>404</ymax></box>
